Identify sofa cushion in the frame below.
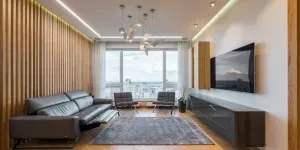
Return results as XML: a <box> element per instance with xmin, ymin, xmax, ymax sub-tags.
<box><xmin>26</xmin><ymin>94</ymin><xmax>70</xmax><ymax>114</ymax></box>
<box><xmin>72</xmin><ymin>104</ymin><xmax>111</xmax><ymax>125</ymax></box>
<box><xmin>73</xmin><ymin>96</ymin><xmax>93</xmax><ymax>110</ymax></box>
<box><xmin>64</xmin><ymin>90</ymin><xmax>89</xmax><ymax>100</ymax></box>
<box><xmin>37</xmin><ymin>101</ymin><xmax>79</xmax><ymax>116</ymax></box>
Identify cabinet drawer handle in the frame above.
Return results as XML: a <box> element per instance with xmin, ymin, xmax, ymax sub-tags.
<box><xmin>210</xmin><ymin>105</ymin><xmax>216</xmax><ymax>111</ymax></box>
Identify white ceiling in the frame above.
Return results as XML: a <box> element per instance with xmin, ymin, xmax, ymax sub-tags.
<box><xmin>36</xmin><ymin>0</ymin><xmax>228</xmax><ymax>41</ymax></box>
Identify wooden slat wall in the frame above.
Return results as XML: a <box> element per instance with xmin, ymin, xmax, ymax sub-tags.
<box><xmin>0</xmin><ymin>0</ymin><xmax>93</xmax><ymax>149</ymax></box>
<box><xmin>193</xmin><ymin>41</ymin><xmax>211</xmax><ymax>89</ymax></box>
<box><xmin>191</xmin><ymin>47</ymin><xmax>194</xmax><ymax>88</ymax></box>
<box><xmin>288</xmin><ymin>0</ymin><xmax>300</xmax><ymax>149</ymax></box>
<box><xmin>199</xmin><ymin>42</ymin><xmax>211</xmax><ymax>89</ymax></box>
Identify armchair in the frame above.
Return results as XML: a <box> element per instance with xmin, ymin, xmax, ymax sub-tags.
<box><xmin>114</xmin><ymin>92</ymin><xmax>138</xmax><ymax>116</ymax></box>
<box><xmin>153</xmin><ymin>92</ymin><xmax>176</xmax><ymax>115</ymax></box>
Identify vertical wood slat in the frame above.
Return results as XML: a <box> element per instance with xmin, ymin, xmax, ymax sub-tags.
<box><xmin>6</xmin><ymin>1</ymin><xmax>12</xmax><ymax>149</ymax></box>
<box><xmin>0</xmin><ymin>0</ymin><xmax>5</xmax><ymax>148</ymax></box>
<box><xmin>191</xmin><ymin>47</ymin><xmax>194</xmax><ymax>88</ymax></box>
<box><xmin>193</xmin><ymin>41</ymin><xmax>211</xmax><ymax>89</ymax></box>
<box><xmin>288</xmin><ymin>0</ymin><xmax>300</xmax><ymax>149</ymax></box>
<box><xmin>0</xmin><ymin>0</ymin><xmax>93</xmax><ymax>149</ymax></box>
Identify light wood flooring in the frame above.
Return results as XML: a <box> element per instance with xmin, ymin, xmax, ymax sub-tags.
<box><xmin>74</xmin><ymin>107</ymin><xmax>234</xmax><ymax>150</ymax></box>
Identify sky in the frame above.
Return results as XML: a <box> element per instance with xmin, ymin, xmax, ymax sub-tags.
<box><xmin>106</xmin><ymin>50</ymin><xmax>178</xmax><ymax>83</ymax></box>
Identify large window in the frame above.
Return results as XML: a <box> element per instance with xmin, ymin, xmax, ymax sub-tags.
<box><xmin>123</xmin><ymin>51</ymin><xmax>163</xmax><ymax>98</ymax></box>
<box><xmin>105</xmin><ymin>50</ymin><xmax>178</xmax><ymax>98</ymax></box>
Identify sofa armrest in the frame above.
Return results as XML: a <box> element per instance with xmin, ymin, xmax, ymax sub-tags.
<box><xmin>10</xmin><ymin>116</ymin><xmax>80</xmax><ymax>140</ymax></box>
<box><xmin>93</xmin><ymin>98</ymin><xmax>113</xmax><ymax>105</ymax></box>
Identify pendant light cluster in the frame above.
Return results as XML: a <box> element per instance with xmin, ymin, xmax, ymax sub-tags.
<box><xmin>118</xmin><ymin>5</ymin><xmax>164</xmax><ymax>55</ymax></box>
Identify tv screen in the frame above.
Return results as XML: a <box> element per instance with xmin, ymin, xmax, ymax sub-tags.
<box><xmin>212</xmin><ymin>43</ymin><xmax>255</xmax><ymax>93</ymax></box>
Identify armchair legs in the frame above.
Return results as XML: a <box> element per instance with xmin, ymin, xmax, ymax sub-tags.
<box><xmin>115</xmin><ymin>106</ymin><xmax>120</xmax><ymax>116</ymax></box>
<box><xmin>153</xmin><ymin>105</ymin><xmax>157</xmax><ymax>113</ymax></box>
<box><xmin>171</xmin><ymin>105</ymin><xmax>175</xmax><ymax>115</ymax></box>
<box><xmin>115</xmin><ymin>105</ymin><xmax>138</xmax><ymax>116</ymax></box>
<box><xmin>134</xmin><ymin>105</ymin><xmax>138</xmax><ymax>113</ymax></box>
<box><xmin>153</xmin><ymin>105</ymin><xmax>175</xmax><ymax>115</ymax></box>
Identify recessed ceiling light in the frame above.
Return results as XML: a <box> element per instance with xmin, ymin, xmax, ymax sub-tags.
<box><xmin>193</xmin><ymin>0</ymin><xmax>239</xmax><ymax>42</ymax></box>
<box><xmin>56</xmin><ymin>0</ymin><xmax>101</xmax><ymax>38</ymax></box>
<box><xmin>210</xmin><ymin>2</ymin><xmax>216</xmax><ymax>7</ymax></box>
<box><xmin>194</xmin><ymin>24</ymin><xmax>199</xmax><ymax>28</ymax></box>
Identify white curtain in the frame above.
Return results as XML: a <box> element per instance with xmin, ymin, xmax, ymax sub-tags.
<box><xmin>93</xmin><ymin>42</ymin><xmax>106</xmax><ymax>98</ymax></box>
<box><xmin>177</xmin><ymin>41</ymin><xmax>192</xmax><ymax>97</ymax></box>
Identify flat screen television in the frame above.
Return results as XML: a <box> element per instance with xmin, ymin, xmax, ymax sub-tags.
<box><xmin>211</xmin><ymin>43</ymin><xmax>255</xmax><ymax>93</ymax></box>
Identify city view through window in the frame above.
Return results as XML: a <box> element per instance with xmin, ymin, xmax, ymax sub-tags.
<box><xmin>105</xmin><ymin>50</ymin><xmax>178</xmax><ymax>98</ymax></box>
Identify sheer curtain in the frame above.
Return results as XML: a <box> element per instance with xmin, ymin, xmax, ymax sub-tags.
<box><xmin>93</xmin><ymin>42</ymin><xmax>106</xmax><ymax>98</ymax></box>
<box><xmin>177</xmin><ymin>41</ymin><xmax>192</xmax><ymax>97</ymax></box>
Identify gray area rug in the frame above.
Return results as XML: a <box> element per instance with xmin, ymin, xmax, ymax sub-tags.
<box><xmin>92</xmin><ymin>117</ymin><xmax>214</xmax><ymax>145</ymax></box>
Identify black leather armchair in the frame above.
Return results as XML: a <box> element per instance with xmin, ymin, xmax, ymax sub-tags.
<box><xmin>114</xmin><ymin>92</ymin><xmax>138</xmax><ymax>116</ymax></box>
<box><xmin>153</xmin><ymin>92</ymin><xmax>176</xmax><ymax>115</ymax></box>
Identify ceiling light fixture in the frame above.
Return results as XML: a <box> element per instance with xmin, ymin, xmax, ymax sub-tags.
<box><xmin>128</xmin><ymin>15</ymin><xmax>136</xmax><ymax>42</ymax></box>
<box><xmin>192</xmin><ymin>0</ymin><xmax>239</xmax><ymax>43</ymax></box>
<box><xmin>136</xmin><ymin>6</ymin><xmax>143</xmax><ymax>27</ymax></box>
<box><xmin>119</xmin><ymin>5</ymin><xmax>127</xmax><ymax>40</ymax></box>
<box><xmin>139</xmin><ymin>9</ymin><xmax>165</xmax><ymax>55</ymax></box>
<box><xmin>194</xmin><ymin>24</ymin><xmax>199</xmax><ymax>28</ymax></box>
<box><xmin>210</xmin><ymin>2</ymin><xmax>216</xmax><ymax>7</ymax></box>
<box><xmin>142</xmin><ymin>13</ymin><xmax>150</xmax><ymax>41</ymax></box>
<box><xmin>56</xmin><ymin>0</ymin><xmax>101</xmax><ymax>38</ymax></box>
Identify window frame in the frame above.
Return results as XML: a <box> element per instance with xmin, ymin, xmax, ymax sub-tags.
<box><xmin>105</xmin><ymin>48</ymin><xmax>178</xmax><ymax>98</ymax></box>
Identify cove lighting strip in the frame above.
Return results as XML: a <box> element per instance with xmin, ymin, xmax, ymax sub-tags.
<box><xmin>30</xmin><ymin>0</ymin><xmax>93</xmax><ymax>42</ymax></box>
<box><xmin>101</xmin><ymin>36</ymin><xmax>183</xmax><ymax>39</ymax></box>
<box><xmin>192</xmin><ymin>0</ymin><xmax>239</xmax><ymax>43</ymax></box>
<box><xmin>56</xmin><ymin>0</ymin><xmax>101</xmax><ymax>38</ymax></box>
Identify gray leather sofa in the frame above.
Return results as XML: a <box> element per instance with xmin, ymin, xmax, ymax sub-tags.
<box><xmin>9</xmin><ymin>90</ymin><xmax>117</xmax><ymax>146</ymax></box>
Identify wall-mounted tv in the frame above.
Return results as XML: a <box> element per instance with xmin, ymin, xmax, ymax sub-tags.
<box><xmin>211</xmin><ymin>43</ymin><xmax>255</xmax><ymax>93</ymax></box>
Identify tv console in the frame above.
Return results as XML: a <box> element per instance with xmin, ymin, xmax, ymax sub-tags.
<box><xmin>188</xmin><ymin>94</ymin><xmax>265</xmax><ymax>148</ymax></box>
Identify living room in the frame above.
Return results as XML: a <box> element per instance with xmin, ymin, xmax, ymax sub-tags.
<box><xmin>0</xmin><ymin>0</ymin><xmax>297</xmax><ymax>150</ymax></box>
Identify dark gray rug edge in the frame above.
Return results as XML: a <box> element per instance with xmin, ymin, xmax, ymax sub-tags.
<box><xmin>92</xmin><ymin>117</ymin><xmax>214</xmax><ymax>145</ymax></box>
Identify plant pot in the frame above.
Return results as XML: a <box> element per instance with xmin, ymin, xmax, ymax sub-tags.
<box><xmin>178</xmin><ymin>101</ymin><xmax>187</xmax><ymax>113</ymax></box>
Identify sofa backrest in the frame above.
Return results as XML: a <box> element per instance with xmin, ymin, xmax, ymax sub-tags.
<box><xmin>37</xmin><ymin>101</ymin><xmax>79</xmax><ymax>116</ymax></box>
<box><xmin>72</xmin><ymin>96</ymin><xmax>94</xmax><ymax>110</ymax></box>
<box><xmin>65</xmin><ymin>90</ymin><xmax>93</xmax><ymax>110</ymax></box>
<box><xmin>64</xmin><ymin>90</ymin><xmax>89</xmax><ymax>100</ymax></box>
<box><xmin>26</xmin><ymin>94</ymin><xmax>70</xmax><ymax>114</ymax></box>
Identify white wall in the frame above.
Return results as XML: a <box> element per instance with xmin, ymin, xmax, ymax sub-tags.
<box><xmin>192</xmin><ymin>0</ymin><xmax>288</xmax><ymax>150</ymax></box>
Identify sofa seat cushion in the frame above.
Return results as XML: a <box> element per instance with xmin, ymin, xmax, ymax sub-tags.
<box><xmin>37</xmin><ymin>101</ymin><xmax>79</xmax><ymax>116</ymax></box>
<box><xmin>73</xmin><ymin>96</ymin><xmax>93</xmax><ymax>110</ymax></box>
<box><xmin>72</xmin><ymin>104</ymin><xmax>111</xmax><ymax>125</ymax></box>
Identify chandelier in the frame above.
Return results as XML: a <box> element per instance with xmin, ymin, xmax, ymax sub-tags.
<box><xmin>118</xmin><ymin>5</ymin><xmax>164</xmax><ymax>55</ymax></box>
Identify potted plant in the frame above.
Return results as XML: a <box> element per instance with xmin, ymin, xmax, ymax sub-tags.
<box><xmin>178</xmin><ymin>87</ymin><xmax>187</xmax><ymax>113</ymax></box>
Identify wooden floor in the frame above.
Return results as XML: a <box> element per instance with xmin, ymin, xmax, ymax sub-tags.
<box><xmin>74</xmin><ymin>107</ymin><xmax>233</xmax><ymax>150</ymax></box>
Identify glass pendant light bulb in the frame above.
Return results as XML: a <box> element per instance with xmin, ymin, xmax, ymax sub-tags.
<box><xmin>136</xmin><ymin>6</ymin><xmax>143</xmax><ymax>27</ymax></box>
